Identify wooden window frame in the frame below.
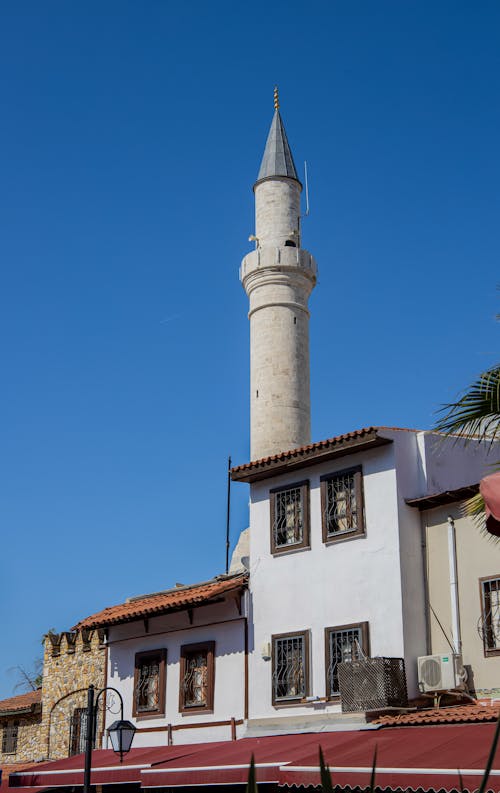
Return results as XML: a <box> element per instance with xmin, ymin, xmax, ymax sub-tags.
<box><xmin>2</xmin><ymin>720</ymin><xmax>19</xmax><ymax>755</ymax></box>
<box><xmin>270</xmin><ymin>480</ymin><xmax>310</xmax><ymax>555</ymax></box>
<box><xmin>479</xmin><ymin>575</ymin><xmax>500</xmax><ymax>657</ymax></box>
<box><xmin>133</xmin><ymin>648</ymin><xmax>167</xmax><ymax>719</ymax></box>
<box><xmin>271</xmin><ymin>630</ymin><xmax>310</xmax><ymax>706</ymax></box>
<box><xmin>321</xmin><ymin>465</ymin><xmax>365</xmax><ymax>545</ymax></box>
<box><xmin>324</xmin><ymin>622</ymin><xmax>370</xmax><ymax>700</ymax></box>
<box><xmin>179</xmin><ymin>641</ymin><xmax>215</xmax><ymax>714</ymax></box>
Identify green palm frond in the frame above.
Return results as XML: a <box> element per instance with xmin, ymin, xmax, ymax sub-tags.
<box><xmin>246</xmin><ymin>754</ymin><xmax>258</xmax><ymax>793</ymax></box>
<box><xmin>462</xmin><ymin>491</ymin><xmax>486</xmax><ymax>527</ymax></box>
<box><xmin>478</xmin><ymin>714</ymin><xmax>500</xmax><ymax>793</ymax></box>
<box><xmin>462</xmin><ymin>491</ymin><xmax>500</xmax><ymax>543</ymax></box>
<box><xmin>319</xmin><ymin>746</ymin><xmax>334</xmax><ymax>793</ymax></box>
<box><xmin>318</xmin><ymin>745</ymin><xmax>377</xmax><ymax>793</ymax></box>
<box><xmin>463</xmin><ymin>492</ymin><xmax>486</xmax><ymax>518</ymax></box>
<box><xmin>436</xmin><ymin>365</ymin><xmax>500</xmax><ymax>444</ymax></box>
<box><xmin>369</xmin><ymin>746</ymin><xmax>378</xmax><ymax>793</ymax></box>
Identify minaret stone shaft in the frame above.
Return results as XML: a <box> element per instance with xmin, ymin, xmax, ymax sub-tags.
<box><xmin>240</xmin><ymin>97</ymin><xmax>317</xmax><ymax>460</ymax></box>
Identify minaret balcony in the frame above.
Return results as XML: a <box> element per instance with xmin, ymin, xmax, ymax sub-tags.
<box><xmin>239</xmin><ymin>246</ymin><xmax>317</xmax><ymax>285</ymax></box>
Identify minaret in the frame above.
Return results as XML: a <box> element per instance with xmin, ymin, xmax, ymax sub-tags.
<box><xmin>240</xmin><ymin>89</ymin><xmax>317</xmax><ymax>460</ymax></box>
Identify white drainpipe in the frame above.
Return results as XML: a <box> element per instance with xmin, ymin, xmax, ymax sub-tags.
<box><xmin>447</xmin><ymin>515</ymin><xmax>462</xmax><ymax>654</ymax></box>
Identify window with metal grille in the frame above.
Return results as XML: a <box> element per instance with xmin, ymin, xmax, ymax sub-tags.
<box><xmin>69</xmin><ymin>707</ymin><xmax>94</xmax><ymax>756</ymax></box>
<box><xmin>133</xmin><ymin>649</ymin><xmax>166</xmax><ymax>717</ymax></box>
<box><xmin>480</xmin><ymin>577</ymin><xmax>500</xmax><ymax>656</ymax></box>
<box><xmin>179</xmin><ymin>642</ymin><xmax>215</xmax><ymax>712</ymax></box>
<box><xmin>325</xmin><ymin>622</ymin><xmax>369</xmax><ymax>698</ymax></box>
<box><xmin>272</xmin><ymin>632</ymin><xmax>309</xmax><ymax>704</ymax></box>
<box><xmin>270</xmin><ymin>481</ymin><xmax>310</xmax><ymax>554</ymax></box>
<box><xmin>321</xmin><ymin>466</ymin><xmax>365</xmax><ymax>543</ymax></box>
<box><xmin>2</xmin><ymin>721</ymin><xmax>19</xmax><ymax>754</ymax></box>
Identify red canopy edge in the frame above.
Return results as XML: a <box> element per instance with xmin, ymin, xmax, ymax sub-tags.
<box><xmin>142</xmin><ymin>762</ymin><xmax>284</xmax><ymax>787</ymax></box>
<box><xmin>278</xmin><ymin>767</ymin><xmax>500</xmax><ymax>793</ymax></box>
<box><xmin>2</xmin><ymin>780</ymin><xmax>50</xmax><ymax>793</ymax></box>
<box><xmin>8</xmin><ymin>723</ymin><xmax>500</xmax><ymax>793</ymax></box>
<box><xmin>8</xmin><ymin>745</ymin><xmax>214</xmax><ymax>789</ymax></box>
<box><xmin>140</xmin><ymin>732</ymin><xmax>328</xmax><ymax>788</ymax></box>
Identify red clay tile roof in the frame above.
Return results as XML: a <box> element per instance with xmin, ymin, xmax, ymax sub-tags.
<box><xmin>0</xmin><ymin>689</ymin><xmax>41</xmax><ymax>715</ymax></box>
<box><xmin>374</xmin><ymin>702</ymin><xmax>500</xmax><ymax>727</ymax></box>
<box><xmin>230</xmin><ymin>427</ymin><xmax>399</xmax><ymax>482</ymax></box>
<box><xmin>75</xmin><ymin>574</ymin><xmax>247</xmax><ymax>630</ymax></box>
<box><xmin>232</xmin><ymin>427</ymin><xmax>379</xmax><ymax>471</ymax></box>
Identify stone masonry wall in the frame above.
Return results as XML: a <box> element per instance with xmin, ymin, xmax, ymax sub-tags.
<box><xmin>41</xmin><ymin>629</ymin><xmax>106</xmax><ymax>760</ymax></box>
<box><xmin>0</xmin><ymin>712</ymin><xmax>42</xmax><ymax>765</ymax></box>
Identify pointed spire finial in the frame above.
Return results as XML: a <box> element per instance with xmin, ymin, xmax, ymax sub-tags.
<box><xmin>256</xmin><ymin>90</ymin><xmax>299</xmax><ymax>183</ymax></box>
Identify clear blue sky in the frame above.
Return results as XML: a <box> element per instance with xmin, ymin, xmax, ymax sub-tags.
<box><xmin>1</xmin><ymin>1</ymin><xmax>499</xmax><ymax>698</ymax></box>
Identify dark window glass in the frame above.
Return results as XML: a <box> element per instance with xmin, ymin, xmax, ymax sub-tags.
<box><xmin>270</xmin><ymin>482</ymin><xmax>310</xmax><ymax>554</ymax></box>
<box><xmin>179</xmin><ymin>643</ymin><xmax>215</xmax><ymax>712</ymax></box>
<box><xmin>2</xmin><ymin>721</ymin><xmax>19</xmax><ymax>754</ymax></box>
<box><xmin>133</xmin><ymin>649</ymin><xmax>166</xmax><ymax>717</ymax></box>
<box><xmin>321</xmin><ymin>467</ymin><xmax>365</xmax><ymax>543</ymax></box>
<box><xmin>481</xmin><ymin>577</ymin><xmax>500</xmax><ymax>653</ymax></box>
<box><xmin>69</xmin><ymin>707</ymin><xmax>94</xmax><ymax>756</ymax></box>
<box><xmin>272</xmin><ymin>632</ymin><xmax>309</xmax><ymax>703</ymax></box>
<box><xmin>326</xmin><ymin>623</ymin><xmax>369</xmax><ymax>698</ymax></box>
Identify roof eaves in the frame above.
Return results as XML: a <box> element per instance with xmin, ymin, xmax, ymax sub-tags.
<box><xmin>127</xmin><ymin>573</ymin><xmax>243</xmax><ymax>603</ymax></box>
<box><xmin>406</xmin><ymin>484</ymin><xmax>479</xmax><ymax>511</ymax></box>
<box><xmin>0</xmin><ymin>704</ymin><xmax>41</xmax><ymax>717</ymax></box>
<box><xmin>231</xmin><ymin>428</ymin><xmax>393</xmax><ymax>483</ymax></box>
<box><xmin>73</xmin><ymin>574</ymin><xmax>248</xmax><ymax>631</ymax></box>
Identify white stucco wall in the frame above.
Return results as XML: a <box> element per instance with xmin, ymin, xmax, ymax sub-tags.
<box><xmin>247</xmin><ymin>441</ymin><xmax>419</xmax><ymax>720</ymax></box>
<box><xmin>421</xmin><ymin>432</ymin><xmax>495</xmax><ymax>496</ymax></box>
<box><xmin>382</xmin><ymin>429</ymin><xmax>428</xmax><ymax>695</ymax></box>
<box><xmin>103</xmin><ymin>597</ymin><xmax>247</xmax><ymax>747</ymax></box>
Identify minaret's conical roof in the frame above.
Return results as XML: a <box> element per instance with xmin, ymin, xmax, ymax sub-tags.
<box><xmin>256</xmin><ymin>109</ymin><xmax>300</xmax><ymax>183</ymax></box>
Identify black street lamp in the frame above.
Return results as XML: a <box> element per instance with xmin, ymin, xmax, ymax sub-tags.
<box><xmin>83</xmin><ymin>684</ymin><xmax>136</xmax><ymax>793</ymax></box>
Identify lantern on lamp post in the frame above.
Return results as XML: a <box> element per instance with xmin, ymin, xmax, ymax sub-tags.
<box><xmin>83</xmin><ymin>685</ymin><xmax>136</xmax><ymax>793</ymax></box>
<box><xmin>107</xmin><ymin>719</ymin><xmax>136</xmax><ymax>760</ymax></box>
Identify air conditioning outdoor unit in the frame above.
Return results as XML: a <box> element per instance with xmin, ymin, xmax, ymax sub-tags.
<box><xmin>417</xmin><ymin>653</ymin><xmax>466</xmax><ymax>692</ymax></box>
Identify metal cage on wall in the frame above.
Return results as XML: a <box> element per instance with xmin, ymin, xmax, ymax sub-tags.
<box><xmin>338</xmin><ymin>656</ymin><xmax>408</xmax><ymax>712</ymax></box>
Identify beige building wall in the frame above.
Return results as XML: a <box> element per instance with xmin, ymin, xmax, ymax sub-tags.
<box><xmin>424</xmin><ymin>504</ymin><xmax>500</xmax><ymax>696</ymax></box>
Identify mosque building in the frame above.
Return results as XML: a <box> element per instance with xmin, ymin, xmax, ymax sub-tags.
<box><xmin>3</xmin><ymin>91</ymin><xmax>500</xmax><ymax>790</ymax></box>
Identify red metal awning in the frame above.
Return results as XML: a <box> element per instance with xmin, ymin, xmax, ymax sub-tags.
<box><xmin>277</xmin><ymin>723</ymin><xmax>500</xmax><ymax>792</ymax></box>
<box><xmin>141</xmin><ymin>733</ymin><xmax>327</xmax><ymax>788</ymax></box>
<box><xmin>8</xmin><ymin>722</ymin><xmax>500</xmax><ymax>793</ymax></box>
<box><xmin>8</xmin><ymin>745</ymin><xmax>207</xmax><ymax>789</ymax></box>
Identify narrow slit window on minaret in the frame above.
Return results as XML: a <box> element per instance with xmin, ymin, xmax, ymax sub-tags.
<box><xmin>256</xmin><ymin>390</ymin><xmax>259</xmax><ymax>398</ymax></box>
<box><xmin>294</xmin><ymin>317</ymin><xmax>297</xmax><ymax>325</ymax></box>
